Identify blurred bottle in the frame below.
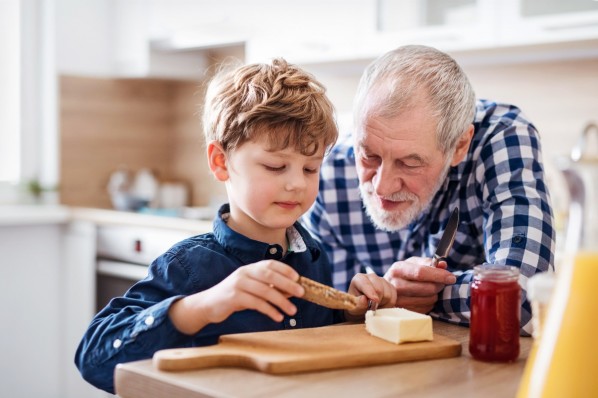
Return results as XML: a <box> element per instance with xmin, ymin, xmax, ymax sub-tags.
<box><xmin>516</xmin><ymin>272</ymin><xmax>555</xmax><ymax>398</ymax></box>
<box><xmin>518</xmin><ymin>252</ymin><xmax>597</xmax><ymax>397</ymax></box>
<box><xmin>519</xmin><ymin>123</ymin><xmax>598</xmax><ymax>396</ymax></box>
<box><xmin>517</xmin><ymin>127</ymin><xmax>598</xmax><ymax>398</ymax></box>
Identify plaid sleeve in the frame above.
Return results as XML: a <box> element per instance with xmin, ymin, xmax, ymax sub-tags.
<box><xmin>432</xmin><ymin>103</ymin><xmax>556</xmax><ymax>336</ymax></box>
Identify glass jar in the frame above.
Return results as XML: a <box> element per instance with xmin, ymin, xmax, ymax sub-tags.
<box><xmin>469</xmin><ymin>264</ymin><xmax>521</xmax><ymax>362</ymax></box>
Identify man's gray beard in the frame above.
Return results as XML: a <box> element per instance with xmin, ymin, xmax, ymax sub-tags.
<box><xmin>358</xmin><ymin>163</ymin><xmax>452</xmax><ymax>232</ymax></box>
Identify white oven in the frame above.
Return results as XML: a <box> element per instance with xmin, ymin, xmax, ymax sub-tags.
<box><xmin>96</xmin><ymin>225</ymin><xmax>192</xmax><ymax>311</ymax></box>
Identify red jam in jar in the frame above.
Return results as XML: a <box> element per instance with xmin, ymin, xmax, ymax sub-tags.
<box><xmin>469</xmin><ymin>264</ymin><xmax>521</xmax><ymax>362</ymax></box>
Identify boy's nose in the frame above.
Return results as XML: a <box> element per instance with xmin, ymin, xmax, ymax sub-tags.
<box><xmin>285</xmin><ymin>173</ymin><xmax>308</xmax><ymax>191</ymax></box>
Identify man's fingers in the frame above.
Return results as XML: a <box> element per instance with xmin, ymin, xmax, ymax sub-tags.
<box><xmin>386</xmin><ymin>262</ymin><xmax>456</xmax><ymax>285</ymax></box>
<box><xmin>387</xmin><ymin>278</ymin><xmax>444</xmax><ymax>296</ymax></box>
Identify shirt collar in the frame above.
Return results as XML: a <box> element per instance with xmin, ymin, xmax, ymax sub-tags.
<box><xmin>212</xmin><ymin>203</ymin><xmax>320</xmax><ymax>264</ymax></box>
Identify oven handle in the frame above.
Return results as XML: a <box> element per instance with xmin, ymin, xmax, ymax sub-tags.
<box><xmin>97</xmin><ymin>260</ymin><xmax>149</xmax><ymax>281</ymax></box>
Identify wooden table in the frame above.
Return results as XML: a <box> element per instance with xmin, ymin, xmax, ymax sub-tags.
<box><xmin>115</xmin><ymin>321</ymin><xmax>531</xmax><ymax>398</ymax></box>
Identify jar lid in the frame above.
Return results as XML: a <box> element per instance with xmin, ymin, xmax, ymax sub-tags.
<box><xmin>473</xmin><ymin>264</ymin><xmax>519</xmax><ymax>281</ymax></box>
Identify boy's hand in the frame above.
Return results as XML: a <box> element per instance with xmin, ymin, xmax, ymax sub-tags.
<box><xmin>169</xmin><ymin>260</ymin><xmax>304</xmax><ymax>335</ymax></box>
<box><xmin>344</xmin><ymin>273</ymin><xmax>397</xmax><ymax>322</ymax></box>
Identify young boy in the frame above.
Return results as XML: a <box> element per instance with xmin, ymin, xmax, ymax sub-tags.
<box><xmin>75</xmin><ymin>58</ymin><xmax>396</xmax><ymax>394</ymax></box>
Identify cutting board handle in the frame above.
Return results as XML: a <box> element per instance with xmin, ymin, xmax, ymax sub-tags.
<box><xmin>154</xmin><ymin>345</ymin><xmax>258</xmax><ymax>371</ymax></box>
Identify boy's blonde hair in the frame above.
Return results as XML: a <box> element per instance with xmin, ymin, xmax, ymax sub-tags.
<box><xmin>203</xmin><ymin>58</ymin><xmax>338</xmax><ymax>156</ymax></box>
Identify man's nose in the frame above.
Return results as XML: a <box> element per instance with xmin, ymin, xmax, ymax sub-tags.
<box><xmin>373</xmin><ymin>163</ymin><xmax>402</xmax><ymax>197</ymax></box>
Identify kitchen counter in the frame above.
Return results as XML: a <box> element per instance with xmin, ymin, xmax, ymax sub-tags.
<box><xmin>114</xmin><ymin>321</ymin><xmax>532</xmax><ymax>398</ymax></box>
<box><xmin>0</xmin><ymin>205</ymin><xmax>212</xmax><ymax>233</ymax></box>
<box><xmin>70</xmin><ymin>207</ymin><xmax>212</xmax><ymax>234</ymax></box>
<box><xmin>0</xmin><ymin>204</ymin><xmax>71</xmax><ymax>226</ymax></box>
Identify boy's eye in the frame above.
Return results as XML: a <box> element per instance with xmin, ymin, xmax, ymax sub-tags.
<box><xmin>264</xmin><ymin>165</ymin><xmax>285</xmax><ymax>172</ymax></box>
<box><xmin>304</xmin><ymin>167</ymin><xmax>319</xmax><ymax>174</ymax></box>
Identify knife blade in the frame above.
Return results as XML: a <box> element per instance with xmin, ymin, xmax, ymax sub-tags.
<box><xmin>364</xmin><ymin>266</ymin><xmax>378</xmax><ymax>315</ymax></box>
<box><xmin>431</xmin><ymin>207</ymin><xmax>459</xmax><ymax>267</ymax></box>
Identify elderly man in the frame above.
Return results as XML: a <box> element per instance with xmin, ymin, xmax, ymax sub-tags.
<box><xmin>303</xmin><ymin>45</ymin><xmax>555</xmax><ymax>335</ymax></box>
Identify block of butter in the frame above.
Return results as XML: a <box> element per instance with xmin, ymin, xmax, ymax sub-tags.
<box><xmin>365</xmin><ymin>308</ymin><xmax>433</xmax><ymax>344</ymax></box>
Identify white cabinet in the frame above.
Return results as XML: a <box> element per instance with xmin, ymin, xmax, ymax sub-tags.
<box><xmin>0</xmin><ymin>212</ymin><xmax>106</xmax><ymax>398</ymax></box>
<box><xmin>0</xmin><ymin>223</ymin><xmax>67</xmax><ymax>398</ymax></box>
<box><xmin>251</xmin><ymin>0</ymin><xmax>598</xmax><ymax>67</ymax></box>
<box><xmin>63</xmin><ymin>221</ymin><xmax>109</xmax><ymax>398</ymax></box>
<box><xmin>54</xmin><ymin>0</ymin><xmax>598</xmax><ymax>77</ymax></box>
<box><xmin>498</xmin><ymin>0</ymin><xmax>598</xmax><ymax>46</ymax></box>
<box><xmin>374</xmin><ymin>0</ymin><xmax>496</xmax><ymax>52</ymax></box>
<box><xmin>55</xmin><ymin>0</ymin><xmax>207</xmax><ymax>79</ymax></box>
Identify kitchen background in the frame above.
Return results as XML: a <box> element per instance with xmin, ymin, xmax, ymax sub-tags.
<box><xmin>3</xmin><ymin>0</ymin><xmax>598</xmax><ymax>218</ymax></box>
<box><xmin>1</xmin><ymin>1</ymin><xmax>598</xmax><ymax>398</ymax></box>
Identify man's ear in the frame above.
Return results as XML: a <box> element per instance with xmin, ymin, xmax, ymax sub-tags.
<box><xmin>207</xmin><ymin>141</ymin><xmax>229</xmax><ymax>181</ymax></box>
<box><xmin>450</xmin><ymin>124</ymin><xmax>474</xmax><ymax>167</ymax></box>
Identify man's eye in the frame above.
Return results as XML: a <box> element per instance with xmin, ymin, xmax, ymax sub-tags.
<box><xmin>399</xmin><ymin>160</ymin><xmax>422</xmax><ymax>169</ymax></box>
<box><xmin>403</xmin><ymin>163</ymin><xmax>420</xmax><ymax>169</ymax></box>
<box><xmin>361</xmin><ymin>153</ymin><xmax>379</xmax><ymax>163</ymax></box>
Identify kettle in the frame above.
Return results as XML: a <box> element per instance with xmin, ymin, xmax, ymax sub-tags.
<box><xmin>557</xmin><ymin>122</ymin><xmax>598</xmax><ymax>253</ymax></box>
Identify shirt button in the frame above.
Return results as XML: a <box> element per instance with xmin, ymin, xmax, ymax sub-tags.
<box><xmin>289</xmin><ymin>318</ymin><xmax>297</xmax><ymax>327</ymax></box>
<box><xmin>145</xmin><ymin>315</ymin><xmax>155</xmax><ymax>326</ymax></box>
<box><xmin>113</xmin><ymin>339</ymin><xmax>122</xmax><ymax>349</ymax></box>
<box><xmin>269</xmin><ymin>247</ymin><xmax>278</xmax><ymax>255</ymax></box>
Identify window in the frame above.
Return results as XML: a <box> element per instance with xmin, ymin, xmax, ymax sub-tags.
<box><xmin>0</xmin><ymin>0</ymin><xmax>57</xmax><ymax>203</ymax></box>
<box><xmin>0</xmin><ymin>0</ymin><xmax>20</xmax><ymax>183</ymax></box>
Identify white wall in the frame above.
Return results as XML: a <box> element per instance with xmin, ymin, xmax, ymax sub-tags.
<box><xmin>55</xmin><ymin>0</ymin><xmax>114</xmax><ymax>76</ymax></box>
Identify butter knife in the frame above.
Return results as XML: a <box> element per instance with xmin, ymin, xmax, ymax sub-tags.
<box><xmin>364</xmin><ymin>266</ymin><xmax>378</xmax><ymax>315</ymax></box>
<box><xmin>431</xmin><ymin>207</ymin><xmax>459</xmax><ymax>267</ymax></box>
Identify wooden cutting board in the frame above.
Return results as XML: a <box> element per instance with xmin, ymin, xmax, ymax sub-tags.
<box><xmin>153</xmin><ymin>323</ymin><xmax>462</xmax><ymax>374</ymax></box>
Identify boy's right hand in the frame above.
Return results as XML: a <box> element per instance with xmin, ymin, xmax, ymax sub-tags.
<box><xmin>169</xmin><ymin>260</ymin><xmax>305</xmax><ymax>335</ymax></box>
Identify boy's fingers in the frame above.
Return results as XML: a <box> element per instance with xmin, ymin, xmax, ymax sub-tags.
<box><xmin>249</xmin><ymin>261</ymin><xmax>304</xmax><ymax>297</ymax></box>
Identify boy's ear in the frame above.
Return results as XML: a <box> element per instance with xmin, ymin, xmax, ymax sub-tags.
<box><xmin>450</xmin><ymin>124</ymin><xmax>474</xmax><ymax>167</ymax></box>
<box><xmin>207</xmin><ymin>141</ymin><xmax>229</xmax><ymax>181</ymax></box>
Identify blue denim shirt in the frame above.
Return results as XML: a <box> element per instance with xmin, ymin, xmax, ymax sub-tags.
<box><xmin>75</xmin><ymin>204</ymin><xmax>343</xmax><ymax>394</ymax></box>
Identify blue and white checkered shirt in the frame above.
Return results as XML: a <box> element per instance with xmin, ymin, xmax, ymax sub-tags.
<box><xmin>302</xmin><ymin>99</ymin><xmax>555</xmax><ymax>336</ymax></box>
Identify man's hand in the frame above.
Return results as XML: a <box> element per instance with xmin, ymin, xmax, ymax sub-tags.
<box><xmin>384</xmin><ymin>256</ymin><xmax>456</xmax><ymax>314</ymax></box>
